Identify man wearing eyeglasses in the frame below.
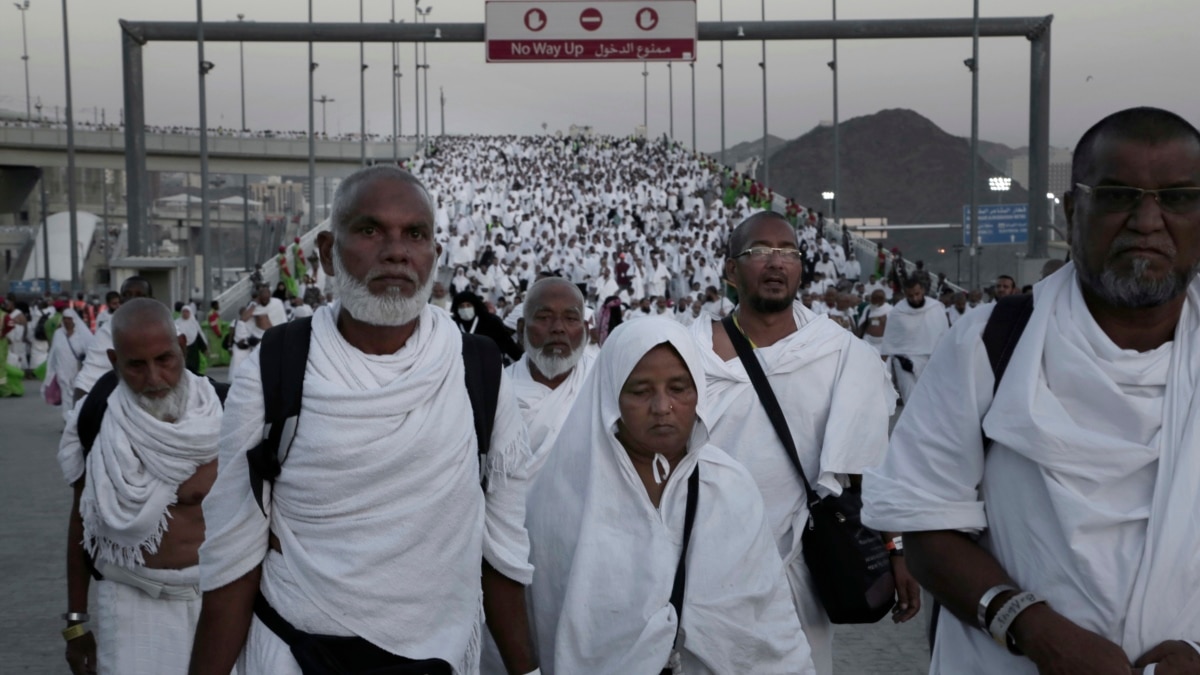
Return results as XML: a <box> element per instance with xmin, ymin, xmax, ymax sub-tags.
<box><xmin>688</xmin><ymin>212</ymin><xmax>906</xmax><ymax>675</ymax></box>
<box><xmin>865</xmin><ymin>107</ymin><xmax>1200</xmax><ymax>674</ymax></box>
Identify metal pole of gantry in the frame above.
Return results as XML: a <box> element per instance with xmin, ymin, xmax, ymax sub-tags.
<box><xmin>440</xmin><ymin>86</ymin><xmax>445</xmax><ymax>136</ymax></box>
<box><xmin>642</xmin><ymin>61</ymin><xmax>649</xmax><ymax>132</ymax></box>
<box><xmin>197</xmin><ymin>0</ymin><xmax>213</xmax><ymax>307</ymax></box>
<box><xmin>391</xmin><ymin>0</ymin><xmax>398</xmax><ymax>163</ymax></box>
<box><xmin>1027</xmin><ymin>21</ymin><xmax>1052</xmax><ymax>259</ymax></box>
<box><xmin>40</xmin><ymin>173</ymin><xmax>51</xmax><ymax>292</ymax></box>
<box><xmin>421</xmin><ymin>9</ymin><xmax>431</xmax><ymax>156</ymax></box>
<box><xmin>62</xmin><ymin>0</ymin><xmax>80</xmax><ymax>292</ymax></box>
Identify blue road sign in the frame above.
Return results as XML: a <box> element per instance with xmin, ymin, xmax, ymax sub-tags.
<box><xmin>962</xmin><ymin>203</ymin><xmax>1029</xmax><ymax>246</ymax></box>
<box><xmin>8</xmin><ymin>279</ymin><xmax>63</xmax><ymax>296</ymax></box>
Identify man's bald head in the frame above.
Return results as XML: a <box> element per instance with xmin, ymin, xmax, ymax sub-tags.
<box><xmin>726</xmin><ymin>211</ymin><xmax>795</xmax><ymax>258</ymax></box>
<box><xmin>110</xmin><ymin>298</ymin><xmax>175</xmax><ymax>351</ymax></box>
<box><xmin>523</xmin><ymin>277</ymin><xmax>584</xmax><ymax>323</ymax></box>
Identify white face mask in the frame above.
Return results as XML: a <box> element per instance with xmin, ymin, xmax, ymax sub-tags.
<box><xmin>458</xmin><ymin>307</ymin><xmax>476</xmax><ymax>321</ymax></box>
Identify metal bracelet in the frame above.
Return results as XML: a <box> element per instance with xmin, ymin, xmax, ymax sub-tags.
<box><xmin>975</xmin><ymin>584</ymin><xmax>1017</xmax><ymax>631</ymax></box>
<box><xmin>61</xmin><ymin>612</ymin><xmax>90</xmax><ymax>623</ymax></box>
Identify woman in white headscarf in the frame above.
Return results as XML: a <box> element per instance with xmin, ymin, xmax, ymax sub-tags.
<box><xmin>527</xmin><ymin>317</ymin><xmax>813</xmax><ymax>675</ymax></box>
<box><xmin>175</xmin><ymin>304</ymin><xmax>207</xmax><ymax>375</ymax></box>
<box><xmin>43</xmin><ymin>307</ymin><xmax>94</xmax><ymax>421</ymax></box>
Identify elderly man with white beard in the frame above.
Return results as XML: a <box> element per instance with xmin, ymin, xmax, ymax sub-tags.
<box><xmin>507</xmin><ymin>277</ymin><xmax>595</xmax><ymax>478</ymax></box>
<box><xmin>190</xmin><ymin>166</ymin><xmax>539</xmax><ymax>675</ymax></box>
<box><xmin>58</xmin><ymin>299</ymin><xmax>225</xmax><ymax>675</ymax></box>
<box><xmin>480</xmin><ymin>277</ymin><xmax>594</xmax><ymax>675</ymax></box>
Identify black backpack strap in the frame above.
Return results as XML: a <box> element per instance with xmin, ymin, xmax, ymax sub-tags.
<box><xmin>77</xmin><ymin>370</ymin><xmax>121</xmax><ymax>456</ymax></box>
<box><xmin>246</xmin><ymin>317</ymin><xmax>313</xmax><ymax>516</ymax></box>
<box><xmin>461</xmin><ymin>333</ymin><xmax>503</xmax><ymax>490</ymax></box>
<box><xmin>661</xmin><ymin>465</ymin><xmax>700</xmax><ymax>674</ymax></box>
<box><xmin>720</xmin><ymin>314</ymin><xmax>821</xmax><ymax>510</ymax></box>
<box><xmin>206</xmin><ymin>376</ymin><xmax>231</xmax><ymax>406</ymax></box>
<box><xmin>982</xmin><ymin>295</ymin><xmax>1035</xmax><ymax>395</ymax></box>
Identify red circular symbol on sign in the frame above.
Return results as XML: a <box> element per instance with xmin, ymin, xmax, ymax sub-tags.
<box><xmin>524</xmin><ymin>8</ymin><xmax>547</xmax><ymax>32</ymax></box>
<box><xmin>580</xmin><ymin>8</ymin><xmax>603</xmax><ymax>32</ymax></box>
<box><xmin>636</xmin><ymin>8</ymin><xmax>659</xmax><ymax>31</ymax></box>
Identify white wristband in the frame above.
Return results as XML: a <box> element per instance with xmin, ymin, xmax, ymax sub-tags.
<box><xmin>522</xmin><ymin>669</ymin><xmax>542</xmax><ymax>675</ymax></box>
<box><xmin>988</xmin><ymin>591</ymin><xmax>1045</xmax><ymax>648</ymax></box>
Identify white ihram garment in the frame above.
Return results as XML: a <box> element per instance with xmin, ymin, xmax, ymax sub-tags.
<box><xmin>74</xmin><ymin>320</ymin><xmax>114</xmax><ymax>395</ymax></box>
<box><xmin>58</xmin><ymin>370</ymin><xmax>222</xmax><ymax>568</ymax></box>
<box><xmin>44</xmin><ymin>309</ymin><xmax>94</xmax><ymax>420</ymax></box>
<box><xmin>528</xmin><ymin>318</ymin><xmax>813</xmax><ymax>675</ymax></box>
<box><xmin>863</xmin><ymin>264</ymin><xmax>1200</xmax><ymax>673</ymax></box>
<box><xmin>880</xmin><ymin>298</ymin><xmax>949</xmax><ymax>401</ymax></box>
<box><xmin>95</xmin><ymin>565</ymin><xmax>202</xmax><ymax>675</ymax></box>
<box><xmin>505</xmin><ymin>351</ymin><xmax>596</xmax><ymax>477</ymax></box>
<box><xmin>200</xmin><ymin>303</ymin><xmax>533</xmax><ymax>674</ymax></box>
<box><xmin>688</xmin><ymin>303</ymin><xmax>895</xmax><ymax>675</ymax></box>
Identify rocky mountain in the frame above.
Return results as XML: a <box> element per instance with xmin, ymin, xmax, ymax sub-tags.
<box><xmin>761</xmin><ymin>108</ymin><xmax>1028</xmax><ymax>224</ymax></box>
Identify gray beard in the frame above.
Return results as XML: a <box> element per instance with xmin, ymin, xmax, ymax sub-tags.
<box><xmin>1072</xmin><ymin>236</ymin><xmax>1199</xmax><ymax>309</ymax></box>
<box><xmin>524</xmin><ymin>332</ymin><xmax>587</xmax><ymax>380</ymax></box>
<box><xmin>332</xmin><ymin>246</ymin><xmax>434</xmax><ymax>326</ymax></box>
<box><xmin>134</xmin><ymin>374</ymin><xmax>190</xmax><ymax>423</ymax></box>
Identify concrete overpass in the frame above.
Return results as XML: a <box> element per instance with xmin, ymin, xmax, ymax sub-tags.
<box><xmin>0</xmin><ymin>125</ymin><xmax>418</xmax><ymax>177</ymax></box>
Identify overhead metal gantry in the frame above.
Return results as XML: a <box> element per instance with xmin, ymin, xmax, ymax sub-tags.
<box><xmin>119</xmin><ymin>16</ymin><xmax>1053</xmax><ymax>258</ymax></box>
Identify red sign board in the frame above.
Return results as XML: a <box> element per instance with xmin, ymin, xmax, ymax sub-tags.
<box><xmin>486</xmin><ymin>1</ymin><xmax>697</xmax><ymax>63</ymax></box>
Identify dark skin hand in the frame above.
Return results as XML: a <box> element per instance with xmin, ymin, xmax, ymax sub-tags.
<box><xmin>65</xmin><ymin>481</ymin><xmax>96</xmax><ymax>675</ymax></box>
<box><xmin>1133</xmin><ymin>641</ymin><xmax>1200</xmax><ymax>674</ymax></box>
<box><xmin>188</xmin><ymin>566</ymin><xmax>262</xmax><ymax>675</ymax></box>
<box><xmin>483</xmin><ymin>561</ymin><xmax>539</xmax><ymax>674</ymax></box>
<box><xmin>907</xmin><ymin>531</ymin><xmax>1132</xmax><ymax>675</ymax></box>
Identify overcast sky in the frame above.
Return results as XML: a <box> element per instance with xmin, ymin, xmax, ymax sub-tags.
<box><xmin>2</xmin><ymin>0</ymin><xmax>1198</xmax><ymax>153</ymax></box>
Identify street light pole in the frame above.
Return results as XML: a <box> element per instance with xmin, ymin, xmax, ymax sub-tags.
<box><xmin>391</xmin><ymin>0</ymin><xmax>398</xmax><ymax>163</ymax></box>
<box><xmin>718</xmin><ymin>0</ymin><xmax>725</xmax><ymax>166</ymax></box>
<box><xmin>420</xmin><ymin>8</ymin><xmax>431</xmax><ymax>156</ymax></box>
<box><xmin>831</xmin><ymin>0</ymin><xmax>839</xmax><ymax>221</ymax></box>
<box><xmin>968</xmin><ymin>0</ymin><xmax>981</xmax><ymax>291</ymax></box>
<box><xmin>689</xmin><ymin>61</ymin><xmax>696</xmax><ymax>151</ymax></box>
<box><xmin>642</xmin><ymin>61</ymin><xmax>649</xmax><ymax>133</ymax></box>
<box><xmin>414</xmin><ymin>1</ymin><xmax>421</xmax><ymax>157</ymax></box>
<box><xmin>667</xmin><ymin>62</ymin><xmax>674</xmax><ymax>141</ymax></box>
<box><xmin>760</xmin><ymin>0</ymin><xmax>769</xmax><ymax>189</ymax></box>
<box><xmin>315</xmin><ymin>96</ymin><xmax>334</xmax><ymax>135</ymax></box>
<box><xmin>307</xmin><ymin>0</ymin><xmax>316</xmax><ymax>234</ymax></box>
<box><xmin>439</xmin><ymin>87</ymin><xmax>445</xmax><ymax>137</ymax></box>
<box><xmin>238</xmin><ymin>13</ymin><xmax>250</xmax><ymax>270</ymax></box>
<box><xmin>15</xmin><ymin>1</ymin><xmax>31</xmax><ymax>122</ymax></box>
<box><xmin>196</xmin><ymin>0</ymin><xmax>213</xmax><ymax>307</ymax></box>
<box><xmin>62</xmin><ymin>0</ymin><xmax>80</xmax><ymax>293</ymax></box>
<box><xmin>360</xmin><ymin>0</ymin><xmax>367</xmax><ymax>166</ymax></box>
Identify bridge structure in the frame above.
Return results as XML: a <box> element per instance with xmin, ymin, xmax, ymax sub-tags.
<box><xmin>0</xmin><ymin>125</ymin><xmax>418</xmax><ymax>178</ymax></box>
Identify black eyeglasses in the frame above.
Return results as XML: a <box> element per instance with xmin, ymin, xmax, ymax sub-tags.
<box><xmin>734</xmin><ymin>246</ymin><xmax>804</xmax><ymax>262</ymax></box>
<box><xmin>1075</xmin><ymin>183</ymin><xmax>1200</xmax><ymax>214</ymax></box>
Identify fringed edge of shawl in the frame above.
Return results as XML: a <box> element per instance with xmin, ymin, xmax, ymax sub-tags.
<box><xmin>79</xmin><ymin>492</ymin><xmax>176</xmax><ymax>569</ymax></box>
<box><xmin>460</xmin><ymin>597</ymin><xmax>485</xmax><ymax>675</ymax></box>
<box><xmin>484</xmin><ymin>429</ymin><xmax>532</xmax><ymax>489</ymax></box>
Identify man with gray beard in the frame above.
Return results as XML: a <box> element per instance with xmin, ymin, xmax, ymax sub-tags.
<box><xmin>507</xmin><ymin>277</ymin><xmax>594</xmax><ymax>478</ymax></box>
<box><xmin>191</xmin><ymin>166</ymin><xmax>540</xmax><ymax>675</ymax></box>
<box><xmin>865</xmin><ymin>107</ymin><xmax>1200</xmax><ymax>674</ymax></box>
<box><xmin>58</xmin><ymin>299</ymin><xmax>225</xmax><ymax>675</ymax></box>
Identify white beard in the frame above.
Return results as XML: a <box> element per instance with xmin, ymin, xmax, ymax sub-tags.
<box><xmin>331</xmin><ymin>246</ymin><xmax>434</xmax><ymax>326</ymax></box>
<box><xmin>134</xmin><ymin>374</ymin><xmax>190</xmax><ymax>423</ymax></box>
<box><xmin>524</xmin><ymin>331</ymin><xmax>587</xmax><ymax>380</ymax></box>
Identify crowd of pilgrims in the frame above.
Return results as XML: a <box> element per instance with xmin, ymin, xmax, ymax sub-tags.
<box><xmin>0</xmin><ymin>133</ymin><xmax>980</xmax><ymax>405</ymax></box>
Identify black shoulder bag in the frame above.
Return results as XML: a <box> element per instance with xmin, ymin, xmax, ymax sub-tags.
<box><xmin>721</xmin><ymin>315</ymin><xmax>895</xmax><ymax>624</ymax></box>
